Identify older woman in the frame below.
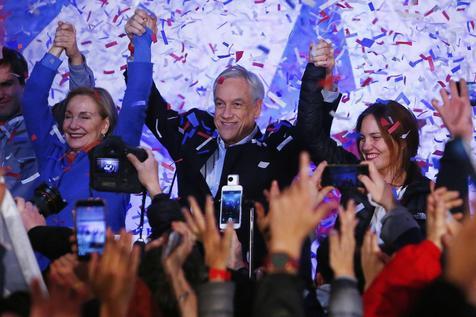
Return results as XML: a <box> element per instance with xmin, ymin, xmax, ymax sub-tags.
<box><xmin>21</xmin><ymin>23</ymin><xmax>155</xmax><ymax>231</ymax></box>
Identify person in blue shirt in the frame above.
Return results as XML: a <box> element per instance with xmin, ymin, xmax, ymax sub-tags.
<box><xmin>0</xmin><ymin>22</ymin><xmax>95</xmax><ymax>200</ymax></box>
<box><xmin>21</xmin><ymin>20</ymin><xmax>155</xmax><ymax>231</ymax></box>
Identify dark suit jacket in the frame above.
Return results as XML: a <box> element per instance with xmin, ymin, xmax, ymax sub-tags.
<box><xmin>144</xmin><ymin>82</ymin><xmax>301</xmax><ymax>266</ymax></box>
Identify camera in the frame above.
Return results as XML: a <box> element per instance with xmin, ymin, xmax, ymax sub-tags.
<box><xmin>227</xmin><ymin>174</ymin><xmax>239</xmax><ymax>186</ymax></box>
<box><xmin>89</xmin><ymin>136</ymin><xmax>148</xmax><ymax>193</ymax></box>
<box><xmin>29</xmin><ymin>183</ymin><xmax>67</xmax><ymax>217</ymax></box>
<box><xmin>321</xmin><ymin>164</ymin><xmax>369</xmax><ymax>189</ymax></box>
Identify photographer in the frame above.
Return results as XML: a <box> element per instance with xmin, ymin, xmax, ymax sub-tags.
<box><xmin>21</xmin><ymin>19</ymin><xmax>155</xmax><ymax>231</ymax></box>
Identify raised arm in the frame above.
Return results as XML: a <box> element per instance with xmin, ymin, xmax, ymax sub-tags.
<box><xmin>125</xmin><ymin>9</ymin><xmax>185</xmax><ymax>158</ymax></box>
<box><xmin>297</xmin><ymin>40</ymin><xmax>358</xmax><ymax>164</ymax></box>
<box><xmin>114</xmin><ymin>20</ymin><xmax>155</xmax><ymax>146</ymax></box>
<box><xmin>51</xmin><ymin>21</ymin><xmax>95</xmax><ymax>90</ymax></box>
<box><xmin>22</xmin><ymin>48</ymin><xmax>67</xmax><ymax>170</ymax></box>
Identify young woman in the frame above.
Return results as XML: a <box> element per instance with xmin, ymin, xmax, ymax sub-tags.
<box><xmin>298</xmin><ymin>43</ymin><xmax>431</xmax><ymax>248</ymax></box>
<box><xmin>298</xmin><ymin>40</ymin><xmax>473</xmax><ymax>251</ymax></box>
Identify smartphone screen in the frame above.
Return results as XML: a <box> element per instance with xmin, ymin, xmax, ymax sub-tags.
<box><xmin>456</xmin><ymin>81</ymin><xmax>476</xmax><ymax>107</ymax></box>
<box><xmin>74</xmin><ymin>200</ymin><xmax>107</xmax><ymax>259</ymax></box>
<box><xmin>467</xmin><ymin>82</ymin><xmax>476</xmax><ymax>107</ymax></box>
<box><xmin>220</xmin><ymin>186</ymin><xmax>242</xmax><ymax>229</ymax></box>
<box><xmin>322</xmin><ymin>164</ymin><xmax>369</xmax><ymax>188</ymax></box>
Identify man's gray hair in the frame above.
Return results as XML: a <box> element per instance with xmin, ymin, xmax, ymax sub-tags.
<box><xmin>212</xmin><ymin>65</ymin><xmax>265</xmax><ymax>102</ymax></box>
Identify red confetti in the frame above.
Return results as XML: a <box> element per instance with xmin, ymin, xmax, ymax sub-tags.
<box><xmin>387</xmin><ymin>121</ymin><xmax>401</xmax><ymax>134</ymax></box>
<box><xmin>161</xmin><ymin>162</ymin><xmax>175</xmax><ymax>171</ymax></box>
<box><xmin>380</xmin><ymin>117</ymin><xmax>390</xmax><ymax>127</ymax></box>
<box><xmin>442</xmin><ymin>11</ymin><xmax>450</xmax><ymax>21</ymax></box>
<box><xmin>208</xmin><ymin>43</ymin><xmax>217</xmax><ymax>54</ymax></box>
<box><xmin>31</xmin><ymin>134</ymin><xmax>37</xmax><ymax>142</ymax></box>
<box><xmin>395</xmin><ymin>41</ymin><xmax>412</xmax><ymax>46</ymax></box>
<box><xmin>318</xmin><ymin>11</ymin><xmax>330</xmax><ymax>24</ymax></box>
<box><xmin>236</xmin><ymin>51</ymin><xmax>244</xmax><ymax>62</ymax></box>
<box><xmin>361</xmin><ymin>77</ymin><xmax>373</xmax><ymax>87</ymax></box>
<box><xmin>197</xmin><ymin>131</ymin><xmax>211</xmax><ymax>139</ymax></box>
<box><xmin>103</xmin><ymin>70</ymin><xmax>115</xmax><ymax>75</ymax></box>
<box><xmin>420</xmin><ymin>54</ymin><xmax>435</xmax><ymax>72</ymax></box>
<box><xmin>252</xmin><ymin>62</ymin><xmax>264</xmax><ymax>68</ymax></box>
<box><xmin>105</xmin><ymin>41</ymin><xmax>118</xmax><ymax>48</ymax></box>
<box><xmin>217</xmin><ymin>76</ymin><xmax>225</xmax><ymax>84</ymax></box>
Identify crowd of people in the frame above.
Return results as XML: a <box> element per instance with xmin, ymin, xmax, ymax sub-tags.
<box><xmin>1</xmin><ymin>8</ymin><xmax>476</xmax><ymax>317</ymax></box>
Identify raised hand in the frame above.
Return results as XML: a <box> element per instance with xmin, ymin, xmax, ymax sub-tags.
<box><xmin>361</xmin><ymin>230</ymin><xmax>389</xmax><ymax>290</ymax></box>
<box><xmin>432</xmin><ymin>80</ymin><xmax>474</xmax><ymax>141</ymax></box>
<box><xmin>162</xmin><ymin>221</ymin><xmax>196</xmax><ymax>274</ymax></box>
<box><xmin>30</xmin><ymin>255</ymin><xmax>89</xmax><ymax>317</ymax></box>
<box><xmin>53</xmin><ymin>22</ymin><xmax>82</xmax><ymax>65</ymax></box>
<box><xmin>162</xmin><ymin>221</ymin><xmax>198</xmax><ymax>317</ymax></box>
<box><xmin>267</xmin><ymin>152</ymin><xmax>337</xmax><ymax>260</ymax></box>
<box><xmin>125</xmin><ymin>9</ymin><xmax>149</xmax><ymax>39</ymax></box>
<box><xmin>359</xmin><ymin>161</ymin><xmax>396</xmax><ymax>211</ymax></box>
<box><xmin>309</xmin><ymin>39</ymin><xmax>335</xmax><ymax>75</ymax></box>
<box><xmin>127</xmin><ymin>148</ymin><xmax>161</xmax><ymax>197</ymax></box>
<box><xmin>88</xmin><ymin>229</ymin><xmax>140</xmax><ymax>317</ymax></box>
<box><xmin>184</xmin><ymin>196</ymin><xmax>234</xmax><ymax>271</ymax></box>
<box><xmin>15</xmin><ymin>197</ymin><xmax>45</xmax><ymax>231</ymax></box>
<box><xmin>445</xmin><ymin>201</ymin><xmax>476</xmax><ymax>305</ymax></box>
<box><xmin>329</xmin><ymin>200</ymin><xmax>357</xmax><ymax>278</ymax></box>
<box><xmin>426</xmin><ymin>187</ymin><xmax>463</xmax><ymax>249</ymax></box>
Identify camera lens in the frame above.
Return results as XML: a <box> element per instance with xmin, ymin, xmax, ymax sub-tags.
<box><xmin>228</xmin><ymin>176</ymin><xmax>233</xmax><ymax>182</ymax></box>
<box><xmin>29</xmin><ymin>183</ymin><xmax>67</xmax><ymax>217</ymax></box>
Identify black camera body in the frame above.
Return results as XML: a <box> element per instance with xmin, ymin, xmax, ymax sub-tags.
<box><xmin>30</xmin><ymin>183</ymin><xmax>67</xmax><ymax>217</ymax></box>
<box><xmin>89</xmin><ymin>136</ymin><xmax>147</xmax><ymax>193</ymax></box>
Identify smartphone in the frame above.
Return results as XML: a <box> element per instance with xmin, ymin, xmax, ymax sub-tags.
<box><xmin>74</xmin><ymin>199</ymin><xmax>107</xmax><ymax>260</ymax></box>
<box><xmin>161</xmin><ymin>231</ymin><xmax>183</xmax><ymax>260</ymax></box>
<box><xmin>321</xmin><ymin>164</ymin><xmax>369</xmax><ymax>188</ymax></box>
<box><xmin>456</xmin><ymin>81</ymin><xmax>476</xmax><ymax>107</ymax></box>
<box><xmin>220</xmin><ymin>185</ymin><xmax>243</xmax><ymax>229</ymax></box>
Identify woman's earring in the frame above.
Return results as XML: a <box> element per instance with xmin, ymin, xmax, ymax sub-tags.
<box><xmin>100</xmin><ymin>132</ymin><xmax>106</xmax><ymax>139</ymax></box>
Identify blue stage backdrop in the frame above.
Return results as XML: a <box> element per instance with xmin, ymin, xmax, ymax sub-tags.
<box><xmin>2</xmin><ymin>0</ymin><xmax>476</xmax><ymax>236</ymax></box>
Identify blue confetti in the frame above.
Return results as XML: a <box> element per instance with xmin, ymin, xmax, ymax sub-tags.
<box><xmin>361</xmin><ymin>38</ymin><xmax>375</xmax><ymax>48</ymax></box>
<box><xmin>161</xmin><ymin>30</ymin><xmax>168</xmax><ymax>45</ymax></box>
<box><xmin>409</xmin><ymin>59</ymin><xmax>423</xmax><ymax>67</ymax></box>
<box><xmin>368</xmin><ymin>2</ymin><xmax>375</xmax><ymax>11</ymax></box>
<box><xmin>257</xmin><ymin>45</ymin><xmax>270</xmax><ymax>54</ymax></box>
<box><xmin>420</xmin><ymin>99</ymin><xmax>434</xmax><ymax>110</ymax></box>
<box><xmin>396</xmin><ymin>92</ymin><xmax>410</xmax><ymax>105</ymax></box>
<box><xmin>372</xmin><ymin>33</ymin><xmax>386</xmax><ymax>40</ymax></box>
<box><xmin>186</xmin><ymin>112</ymin><xmax>199</xmax><ymax>127</ymax></box>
